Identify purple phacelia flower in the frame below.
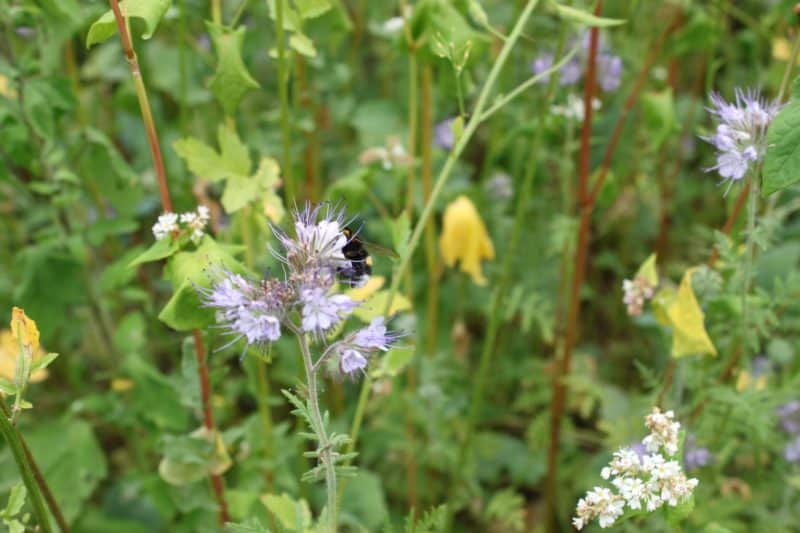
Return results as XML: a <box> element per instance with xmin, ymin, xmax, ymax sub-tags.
<box><xmin>340</xmin><ymin>348</ymin><xmax>368</xmax><ymax>374</ymax></box>
<box><xmin>683</xmin><ymin>435</ymin><xmax>714</xmax><ymax>471</ymax></box>
<box><xmin>353</xmin><ymin>317</ymin><xmax>395</xmax><ymax>351</ymax></box>
<box><xmin>703</xmin><ymin>89</ymin><xmax>781</xmax><ymax>190</ymax></box>
<box><xmin>784</xmin><ymin>436</ymin><xmax>800</xmax><ymax>462</ymax></box>
<box><xmin>778</xmin><ymin>400</ymin><xmax>800</xmax><ymax>435</ymax></box>
<box><xmin>531</xmin><ymin>31</ymin><xmax>623</xmax><ymax>93</ymax></box>
<box><xmin>434</xmin><ymin>118</ymin><xmax>455</xmax><ymax>150</ymax></box>
<box><xmin>300</xmin><ymin>287</ymin><xmax>357</xmax><ymax>335</ymax></box>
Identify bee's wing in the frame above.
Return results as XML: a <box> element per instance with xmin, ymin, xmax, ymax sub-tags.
<box><xmin>362</xmin><ymin>240</ymin><xmax>399</xmax><ymax>259</ymax></box>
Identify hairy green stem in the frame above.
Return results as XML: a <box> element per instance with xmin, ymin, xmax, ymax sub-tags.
<box><xmin>274</xmin><ymin>0</ymin><xmax>295</xmax><ymax>204</ymax></box>
<box><xmin>298</xmin><ymin>335</ymin><xmax>336</xmax><ymax>532</ymax></box>
<box><xmin>741</xmin><ymin>173</ymin><xmax>759</xmax><ymax>358</ymax></box>
<box><xmin>0</xmin><ymin>408</ymin><xmax>51</xmax><ymax>533</ymax></box>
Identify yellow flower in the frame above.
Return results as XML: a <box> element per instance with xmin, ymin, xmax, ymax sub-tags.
<box><xmin>439</xmin><ymin>195</ymin><xmax>495</xmax><ymax>286</ymax></box>
<box><xmin>0</xmin><ymin>329</ymin><xmax>48</xmax><ymax>383</ymax></box>
<box><xmin>10</xmin><ymin>307</ymin><xmax>39</xmax><ymax>353</ymax></box>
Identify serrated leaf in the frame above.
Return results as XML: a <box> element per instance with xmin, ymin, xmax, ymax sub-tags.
<box><xmin>173</xmin><ymin>124</ymin><xmax>250</xmax><ymax>185</ymax></box>
<box><xmin>207</xmin><ymin>23</ymin><xmax>260</xmax><ymax>116</ymax></box>
<box><xmin>552</xmin><ymin>4</ymin><xmax>626</xmax><ymax>27</ymax></box>
<box><xmin>763</xmin><ymin>100</ymin><xmax>800</xmax><ymax>196</ymax></box>
<box><xmin>86</xmin><ymin>0</ymin><xmax>172</xmax><ymax>47</ymax></box>
<box><xmin>666</xmin><ymin>268</ymin><xmax>717</xmax><ymax>358</ymax></box>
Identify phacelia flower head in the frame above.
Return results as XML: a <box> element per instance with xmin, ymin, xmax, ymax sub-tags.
<box><xmin>434</xmin><ymin>118</ymin><xmax>456</xmax><ymax>150</ymax></box>
<box><xmin>703</xmin><ymin>89</ymin><xmax>781</xmax><ymax>189</ymax></box>
<box><xmin>273</xmin><ymin>204</ymin><xmax>349</xmax><ymax>278</ymax></box>
<box><xmin>199</xmin><ymin>269</ymin><xmax>286</xmax><ymax>350</ymax></box>
<box><xmin>335</xmin><ymin>317</ymin><xmax>402</xmax><ymax>376</ymax></box>
<box><xmin>300</xmin><ymin>287</ymin><xmax>357</xmax><ymax>336</ymax></box>
<box><xmin>531</xmin><ymin>31</ymin><xmax>623</xmax><ymax>93</ymax></box>
<box><xmin>778</xmin><ymin>400</ymin><xmax>800</xmax><ymax>434</ymax></box>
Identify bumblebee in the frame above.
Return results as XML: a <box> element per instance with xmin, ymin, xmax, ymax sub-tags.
<box><xmin>338</xmin><ymin>227</ymin><xmax>396</xmax><ymax>287</ymax></box>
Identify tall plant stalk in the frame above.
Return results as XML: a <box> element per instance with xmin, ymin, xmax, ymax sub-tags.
<box><xmin>343</xmin><ymin>0</ymin><xmax>543</xmax><ymax>483</ymax></box>
<box><xmin>107</xmin><ymin>1</ymin><xmax>229</xmax><ymax>524</ymax></box>
<box><xmin>544</xmin><ymin>4</ymin><xmax>680</xmax><ymax>528</ymax></box>
<box><xmin>296</xmin><ymin>333</ymin><xmax>337</xmax><ymax>532</ymax></box>
<box><xmin>421</xmin><ymin>65</ymin><xmax>439</xmax><ymax>356</ymax></box>
<box><xmin>274</xmin><ymin>0</ymin><xmax>295</xmax><ymax>204</ymax></box>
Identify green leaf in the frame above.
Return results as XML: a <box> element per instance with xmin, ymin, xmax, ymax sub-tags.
<box><xmin>388</xmin><ymin>213</ymin><xmax>410</xmax><ymax>257</ymax></box>
<box><xmin>173</xmin><ymin>124</ymin><xmax>251</xmax><ymax>182</ymax></box>
<box><xmin>552</xmin><ymin>4</ymin><xmax>626</xmax><ymax>27</ymax></box>
<box><xmin>261</xmin><ymin>493</ymin><xmax>312</xmax><ymax>532</ymax></box>
<box><xmin>128</xmin><ymin>237</ymin><xmax>181</xmax><ymax>268</ymax></box>
<box><xmin>207</xmin><ymin>23</ymin><xmax>260</xmax><ymax>116</ymax></box>
<box><xmin>295</xmin><ymin>0</ymin><xmax>332</xmax><ymax>18</ymax></box>
<box><xmin>158</xmin><ymin>237</ymin><xmax>249</xmax><ymax>331</ymax></box>
<box><xmin>225</xmin><ymin>519</ymin><xmax>271</xmax><ymax>533</ymax></box>
<box><xmin>289</xmin><ymin>33</ymin><xmax>317</xmax><ymax>57</ymax></box>
<box><xmin>0</xmin><ymin>378</ymin><xmax>17</xmax><ymax>396</ymax></box>
<box><xmin>763</xmin><ymin>99</ymin><xmax>800</xmax><ymax>196</ymax></box>
<box><xmin>86</xmin><ymin>0</ymin><xmax>172</xmax><ymax>47</ymax></box>
<box><xmin>3</xmin><ymin>484</ymin><xmax>25</xmax><ymax>518</ymax></box>
<box><xmin>373</xmin><ymin>347</ymin><xmax>414</xmax><ymax>378</ymax></box>
<box><xmin>641</xmin><ymin>89</ymin><xmax>675</xmax><ymax>148</ymax></box>
<box><xmin>664</xmin><ymin>495</ymin><xmax>695</xmax><ymax>527</ymax></box>
<box><xmin>0</xmin><ymin>418</ymin><xmax>108</xmax><ymax>522</ymax></box>
<box><xmin>29</xmin><ymin>352</ymin><xmax>58</xmax><ymax>374</ymax></box>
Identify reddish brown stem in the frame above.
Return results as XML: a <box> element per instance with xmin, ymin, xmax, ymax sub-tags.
<box><xmin>109</xmin><ymin>1</ymin><xmax>228</xmax><ymax>524</ymax></box>
<box><xmin>108</xmin><ymin>0</ymin><xmax>172</xmax><ymax>213</ymax></box>
<box><xmin>708</xmin><ymin>182</ymin><xmax>751</xmax><ymax>267</ymax></box>
<box><xmin>544</xmin><ymin>7</ymin><xmax>602</xmax><ymax>529</ymax></box>
<box><xmin>544</xmin><ymin>6</ymin><xmax>681</xmax><ymax>529</ymax></box>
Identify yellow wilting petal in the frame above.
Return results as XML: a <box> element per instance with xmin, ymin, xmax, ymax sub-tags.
<box><xmin>0</xmin><ymin>330</ymin><xmax>48</xmax><ymax>384</ymax></box>
<box><xmin>635</xmin><ymin>253</ymin><xmax>658</xmax><ymax>286</ymax></box>
<box><xmin>665</xmin><ymin>268</ymin><xmax>717</xmax><ymax>358</ymax></box>
<box><xmin>10</xmin><ymin>307</ymin><xmax>39</xmax><ymax>353</ymax></box>
<box><xmin>439</xmin><ymin>195</ymin><xmax>495</xmax><ymax>286</ymax></box>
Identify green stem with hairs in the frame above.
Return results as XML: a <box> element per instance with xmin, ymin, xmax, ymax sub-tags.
<box><xmin>296</xmin><ymin>333</ymin><xmax>336</xmax><ymax>532</ymax></box>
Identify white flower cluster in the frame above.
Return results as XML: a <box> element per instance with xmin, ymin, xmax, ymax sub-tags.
<box><xmin>622</xmin><ymin>276</ymin><xmax>654</xmax><ymax>316</ymax></box>
<box><xmin>573</xmin><ymin>407</ymin><xmax>699</xmax><ymax>530</ymax></box>
<box><xmin>152</xmin><ymin>206</ymin><xmax>210</xmax><ymax>243</ymax></box>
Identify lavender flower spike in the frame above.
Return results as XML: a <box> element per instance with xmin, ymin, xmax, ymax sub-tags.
<box><xmin>703</xmin><ymin>89</ymin><xmax>781</xmax><ymax>189</ymax></box>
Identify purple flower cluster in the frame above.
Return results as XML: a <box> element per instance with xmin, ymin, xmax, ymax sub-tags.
<box><xmin>199</xmin><ymin>205</ymin><xmax>399</xmax><ymax>376</ymax></box>
<box><xmin>703</xmin><ymin>89</ymin><xmax>781</xmax><ymax>188</ymax></box>
<box><xmin>778</xmin><ymin>400</ymin><xmax>800</xmax><ymax>462</ymax></box>
<box><xmin>531</xmin><ymin>32</ymin><xmax>623</xmax><ymax>93</ymax></box>
<box><xmin>682</xmin><ymin>434</ymin><xmax>713</xmax><ymax>471</ymax></box>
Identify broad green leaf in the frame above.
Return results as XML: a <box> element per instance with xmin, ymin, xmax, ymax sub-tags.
<box><xmin>218</xmin><ymin>122</ymin><xmax>252</xmax><ymax>175</ymax></box>
<box><xmin>84</xmin><ymin>127</ymin><xmax>139</xmax><ymax>184</ymax></box>
<box><xmin>340</xmin><ymin>471</ymin><xmax>389</xmax><ymax>530</ymax></box>
<box><xmin>86</xmin><ymin>0</ymin><xmax>172</xmax><ymax>47</ymax></box>
<box><xmin>29</xmin><ymin>352</ymin><xmax>58</xmax><ymax>373</ymax></box>
<box><xmin>0</xmin><ymin>418</ymin><xmax>108</xmax><ymax>522</ymax></box>
<box><xmin>634</xmin><ymin>253</ymin><xmax>658</xmax><ymax>286</ymax></box>
<box><xmin>552</xmin><ymin>4</ymin><xmax>626</xmax><ymax>27</ymax></box>
<box><xmin>223</xmin><ymin>174</ymin><xmax>261</xmax><ymax>213</ymax></box>
<box><xmin>207</xmin><ymin>23</ymin><xmax>260</xmax><ymax>116</ymax></box>
<box><xmin>372</xmin><ymin>346</ymin><xmax>414</xmax><ymax>378</ymax></box>
<box><xmin>665</xmin><ymin>268</ymin><xmax>717</xmax><ymax>358</ymax></box>
<box><xmin>763</xmin><ymin>99</ymin><xmax>800</xmax><ymax>196</ymax></box>
<box><xmin>261</xmin><ymin>493</ymin><xmax>312</xmax><ymax>532</ymax></box>
<box><xmin>128</xmin><ymin>237</ymin><xmax>181</xmax><ymax>268</ymax></box>
<box><xmin>158</xmin><ymin>237</ymin><xmax>249</xmax><ymax>331</ymax></box>
<box><xmin>225</xmin><ymin>519</ymin><xmax>271</xmax><ymax>532</ymax></box>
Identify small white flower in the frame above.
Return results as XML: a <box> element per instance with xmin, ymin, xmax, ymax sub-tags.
<box><xmin>152</xmin><ymin>212</ymin><xmax>179</xmax><ymax>240</ymax></box>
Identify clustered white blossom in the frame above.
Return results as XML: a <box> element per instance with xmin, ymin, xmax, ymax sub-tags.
<box><xmin>198</xmin><ymin>204</ymin><xmax>399</xmax><ymax>376</ymax></box>
<box><xmin>622</xmin><ymin>276</ymin><xmax>655</xmax><ymax>316</ymax></box>
<box><xmin>152</xmin><ymin>205</ymin><xmax>210</xmax><ymax>243</ymax></box>
<box><xmin>573</xmin><ymin>407</ymin><xmax>699</xmax><ymax>530</ymax></box>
